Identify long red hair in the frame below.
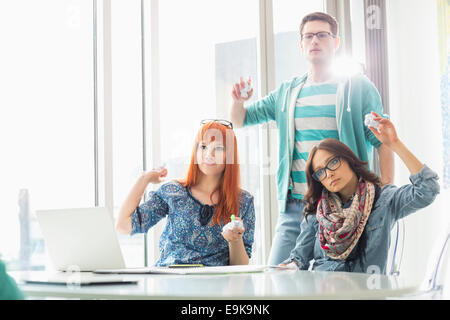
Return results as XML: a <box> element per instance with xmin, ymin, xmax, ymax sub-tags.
<box><xmin>178</xmin><ymin>121</ymin><xmax>241</xmax><ymax>225</ymax></box>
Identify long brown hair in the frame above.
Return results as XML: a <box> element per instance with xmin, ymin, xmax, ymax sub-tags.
<box><xmin>178</xmin><ymin>121</ymin><xmax>240</xmax><ymax>226</ymax></box>
<box><xmin>303</xmin><ymin>138</ymin><xmax>381</xmax><ymax>220</ymax></box>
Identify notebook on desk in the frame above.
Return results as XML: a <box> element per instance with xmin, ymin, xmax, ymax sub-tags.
<box><xmin>94</xmin><ymin>264</ymin><xmax>290</xmax><ymax>275</ymax></box>
<box><xmin>23</xmin><ymin>272</ymin><xmax>138</xmax><ymax>286</ymax></box>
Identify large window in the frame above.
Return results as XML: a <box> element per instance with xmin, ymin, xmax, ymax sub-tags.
<box><xmin>0</xmin><ymin>0</ymin><xmax>94</xmax><ymax>270</ymax></box>
<box><xmin>272</xmin><ymin>0</ymin><xmax>325</xmax><ymax>86</ymax></box>
<box><xmin>147</xmin><ymin>0</ymin><xmax>262</xmax><ymax>264</ymax></box>
<box><xmin>110</xmin><ymin>0</ymin><xmax>145</xmax><ymax>268</ymax></box>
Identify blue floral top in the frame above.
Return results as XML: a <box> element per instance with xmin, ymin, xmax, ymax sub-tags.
<box><xmin>130</xmin><ymin>181</ymin><xmax>255</xmax><ymax>266</ymax></box>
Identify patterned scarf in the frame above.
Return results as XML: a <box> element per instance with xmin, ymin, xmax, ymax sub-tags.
<box><xmin>316</xmin><ymin>179</ymin><xmax>375</xmax><ymax>260</ymax></box>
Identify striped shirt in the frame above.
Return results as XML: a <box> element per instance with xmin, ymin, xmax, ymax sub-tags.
<box><xmin>290</xmin><ymin>77</ymin><xmax>339</xmax><ymax>199</ymax></box>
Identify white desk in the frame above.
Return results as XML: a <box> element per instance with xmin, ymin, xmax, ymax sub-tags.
<box><xmin>11</xmin><ymin>269</ymin><xmax>418</xmax><ymax>300</ymax></box>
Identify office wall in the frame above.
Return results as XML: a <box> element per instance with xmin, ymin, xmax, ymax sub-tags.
<box><xmin>386</xmin><ymin>0</ymin><xmax>449</xmax><ymax>285</ymax></box>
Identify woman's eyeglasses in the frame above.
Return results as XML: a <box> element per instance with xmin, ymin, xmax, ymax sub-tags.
<box><xmin>200</xmin><ymin>119</ymin><xmax>233</xmax><ymax>130</ymax></box>
<box><xmin>312</xmin><ymin>156</ymin><xmax>341</xmax><ymax>182</ymax></box>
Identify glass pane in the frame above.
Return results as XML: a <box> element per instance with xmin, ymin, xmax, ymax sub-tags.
<box><xmin>0</xmin><ymin>0</ymin><xmax>94</xmax><ymax>270</ymax></box>
<box><xmin>110</xmin><ymin>0</ymin><xmax>145</xmax><ymax>268</ymax></box>
<box><xmin>151</xmin><ymin>0</ymin><xmax>262</xmax><ymax>264</ymax></box>
<box><xmin>272</xmin><ymin>0</ymin><xmax>325</xmax><ymax>86</ymax></box>
<box><xmin>350</xmin><ymin>0</ymin><xmax>367</xmax><ymax>66</ymax></box>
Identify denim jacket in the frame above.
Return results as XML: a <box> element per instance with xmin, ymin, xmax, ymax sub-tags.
<box><xmin>283</xmin><ymin>164</ymin><xmax>440</xmax><ymax>274</ymax></box>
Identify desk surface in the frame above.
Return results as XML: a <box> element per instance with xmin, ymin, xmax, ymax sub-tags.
<box><xmin>11</xmin><ymin>269</ymin><xmax>419</xmax><ymax>300</ymax></box>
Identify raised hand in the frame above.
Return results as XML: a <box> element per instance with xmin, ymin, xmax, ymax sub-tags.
<box><xmin>143</xmin><ymin>167</ymin><xmax>168</xmax><ymax>184</ymax></box>
<box><xmin>368</xmin><ymin>112</ymin><xmax>400</xmax><ymax>149</ymax></box>
<box><xmin>116</xmin><ymin>166</ymin><xmax>168</xmax><ymax>235</ymax></box>
<box><xmin>231</xmin><ymin>77</ymin><xmax>253</xmax><ymax>102</ymax></box>
<box><xmin>368</xmin><ymin>111</ymin><xmax>423</xmax><ymax>175</ymax></box>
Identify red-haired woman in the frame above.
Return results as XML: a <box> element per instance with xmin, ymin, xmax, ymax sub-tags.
<box><xmin>116</xmin><ymin>120</ymin><xmax>255</xmax><ymax>266</ymax></box>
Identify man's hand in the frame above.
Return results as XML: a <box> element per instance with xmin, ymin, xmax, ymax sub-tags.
<box><xmin>232</xmin><ymin>77</ymin><xmax>253</xmax><ymax>102</ymax></box>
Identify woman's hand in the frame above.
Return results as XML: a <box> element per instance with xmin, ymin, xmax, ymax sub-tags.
<box><xmin>222</xmin><ymin>217</ymin><xmax>249</xmax><ymax>265</ymax></box>
<box><xmin>278</xmin><ymin>262</ymin><xmax>298</xmax><ymax>270</ymax></box>
<box><xmin>368</xmin><ymin>112</ymin><xmax>400</xmax><ymax>149</ymax></box>
<box><xmin>221</xmin><ymin>217</ymin><xmax>245</xmax><ymax>243</ymax></box>
<box><xmin>142</xmin><ymin>168</ymin><xmax>168</xmax><ymax>184</ymax></box>
<box><xmin>369</xmin><ymin>112</ymin><xmax>423</xmax><ymax>175</ymax></box>
<box><xmin>116</xmin><ymin>167</ymin><xmax>167</xmax><ymax>235</ymax></box>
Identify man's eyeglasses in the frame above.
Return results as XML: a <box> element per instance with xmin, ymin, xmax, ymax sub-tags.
<box><xmin>312</xmin><ymin>156</ymin><xmax>341</xmax><ymax>182</ymax></box>
<box><xmin>301</xmin><ymin>31</ymin><xmax>335</xmax><ymax>42</ymax></box>
<box><xmin>200</xmin><ymin>119</ymin><xmax>233</xmax><ymax>130</ymax></box>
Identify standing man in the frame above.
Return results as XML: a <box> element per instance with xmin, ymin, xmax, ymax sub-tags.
<box><xmin>230</xmin><ymin>12</ymin><xmax>394</xmax><ymax>265</ymax></box>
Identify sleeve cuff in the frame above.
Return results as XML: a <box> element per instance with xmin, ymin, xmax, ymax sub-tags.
<box><xmin>281</xmin><ymin>256</ymin><xmax>308</xmax><ymax>270</ymax></box>
<box><xmin>409</xmin><ymin>164</ymin><xmax>439</xmax><ymax>183</ymax></box>
<box><xmin>130</xmin><ymin>206</ymin><xmax>143</xmax><ymax>235</ymax></box>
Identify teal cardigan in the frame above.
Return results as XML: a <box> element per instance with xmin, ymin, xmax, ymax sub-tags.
<box><xmin>243</xmin><ymin>73</ymin><xmax>384</xmax><ymax>212</ymax></box>
<box><xmin>0</xmin><ymin>260</ymin><xmax>24</xmax><ymax>300</ymax></box>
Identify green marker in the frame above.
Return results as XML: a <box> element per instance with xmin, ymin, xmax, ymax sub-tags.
<box><xmin>168</xmin><ymin>264</ymin><xmax>204</xmax><ymax>268</ymax></box>
<box><xmin>231</xmin><ymin>214</ymin><xmax>235</xmax><ymax>222</ymax></box>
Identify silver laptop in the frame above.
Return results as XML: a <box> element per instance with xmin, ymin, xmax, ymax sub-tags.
<box><xmin>36</xmin><ymin>207</ymin><xmax>126</xmax><ymax>272</ymax></box>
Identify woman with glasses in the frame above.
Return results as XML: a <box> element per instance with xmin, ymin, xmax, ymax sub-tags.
<box><xmin>116</xmin><ymin>120</ymin><xmax>255</xmax><ymax>266</ymax></box>
<box><xmin>279</xmin><ymin>113</ymin><xmax>440</xmax><ymax>273</ymax></box>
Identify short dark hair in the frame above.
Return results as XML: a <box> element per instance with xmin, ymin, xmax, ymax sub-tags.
<box><xmin>299</xmin><ymin>12</ymin><xmax>339</xmax><ymax>36</ymax></box>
